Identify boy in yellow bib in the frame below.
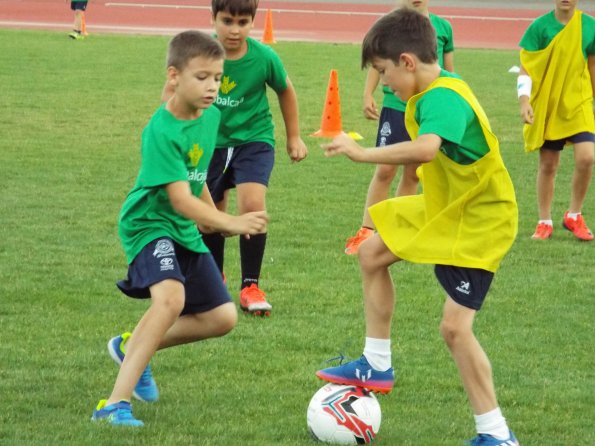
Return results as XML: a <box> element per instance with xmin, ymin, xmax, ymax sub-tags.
<box><xmin>518</xmin><ymin>0</ymin><xmax>595</xmax><ymax>241</ymax></box>
<box><xmin>317</xmin><ymin>9</ymin><xmax>519</xmax><ymax>446</ymax></box>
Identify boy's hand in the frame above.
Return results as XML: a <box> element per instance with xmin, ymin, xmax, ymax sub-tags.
<box><xmin>226</xmin><ymin>211</ymin><xmax>269</xmax><ymax>237</ymax></box>
<box><xmin>287</xmin><ymin>136</ymin><xmax>308</xmax><ymax>162</ymax></box>
<box><xmin>322</xmin><ymin>133</ymin><xmax>365</xmax><ymax>162</ymax></box>
<box><xmin>363</xmin><ymin>94</ymin><xmax>379</xmax><ymax>120</ymax></box>
<box><xmin>519</xmin><ymin>98</ymin><xmax>534</xmax><ymax>124</ymax></box>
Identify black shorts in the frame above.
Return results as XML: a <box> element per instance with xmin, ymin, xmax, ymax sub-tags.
<box><xmin>434</xmin><ymin>265</ymin><xmax>494</xmax><ymax>310</ymax></box>
<box><xmin>207</xmin><ymin>142</ymin><xmax>275</xmax><ymax>203</ymax></box>
<box><xmin>375</xmin><ymin>108</ymin><xmax>411</xmax><ymax>147</ymax></box>
<box><xmin>541</xmin><ymin>132</ymin><xmax>595</xmax><ymax>151</ymax></box>
<box><xmin>71</xmin><ymin>1</ymin><xmax>88</xmax><ymax>11</ymax></box>
<box><xmin>117</xmin><ymin>238</ymin><xmax>232</xmax><ymax>315</ymax></box>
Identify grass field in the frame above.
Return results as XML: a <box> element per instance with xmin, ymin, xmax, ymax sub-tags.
<box><xmin>0</xmin><ymin>28</ymin><xmax>593</xmax><ymax>446</ymax></box>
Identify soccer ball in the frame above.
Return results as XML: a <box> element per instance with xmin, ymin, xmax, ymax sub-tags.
<box><xmin>307</xmin><ymin>383</ymin><xmax>381</xmax><ymax>444</ymax></box>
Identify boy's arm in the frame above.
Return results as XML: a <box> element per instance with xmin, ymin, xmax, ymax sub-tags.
<box><xmin>517</xmin><ymin>65</ymin><xmax>534</xmax><ymax>124</ymax></box>
<box><xmin>322</xmin><ymin>133</ymin><xmax>442</xmax><ymax>165</ymax></box>
<box><xmin>277</xmin><ymin>76</ymin><xmax>308</xmax><ymax>162</ymax></box>
<box><xmin>443</xmin><ymin>51</ymin><xmax>455</xmax><ymax>73</ymax></box>
<box><xmin>363</xmin><ymin>68</ymin><xmax>380</xmax><ymax>120</ymax></box>
<box><xmin>166</xmin><ymin>181</ymin><xmax>268</xmax><ymax>236</ymax></box>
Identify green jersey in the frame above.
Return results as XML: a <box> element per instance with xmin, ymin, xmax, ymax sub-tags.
<box><xmin>215</xmin><ymin>37</ymin><xmax>288</xmax><ymax>148</ymax></box>
<box><xmin>414</xmin><ymin>70</ymin><xmax>489</xmax><ymax>165</ymax></box>
<box><xmin>119</xmin><ymin>104</ymin><xmax>220</xmax><ymax>263</ymax></box>
<box><xmin>383</xmin><ymin>13</ymin><xmax>454</xmax><ymax>112</ymax></box>
<box><xmin>519</xmin><ymin>10</ymin><xmax>595</xmax><ymax>58</ymax></box>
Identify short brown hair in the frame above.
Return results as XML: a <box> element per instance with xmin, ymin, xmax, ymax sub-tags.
<box><xmin>167</xmin><ymin>30</ymin><xmax>225</xmax><ymax>70</ymax></box>
<box><xmin>361</xmin><ymin>8</ymin><xmax>437</xmax><ymax>69</ymax></box>
<box><xmin>212</xmin><ymin>0</ymin><xmax>259</xmax><ymax>19</ymax></box>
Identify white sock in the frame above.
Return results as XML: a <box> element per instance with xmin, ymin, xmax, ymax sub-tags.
<box><xmin>566</xmin><ymin>212</ymin><xmax>580</xmax><ymax>220</ymax></box>
<box><xmin>538</xmin><ymin>219</ymin><xmax>553</xmax><ymax>226</ymax></box>
<box><xmin>474</xmin><ymin>407</ymin><xmax>510</xmax><ymax>440</ymax></box>
<box><xmin>363</xmin><ymin>337</ymin><xmax>391</xmax><ymax>371</ymax></box>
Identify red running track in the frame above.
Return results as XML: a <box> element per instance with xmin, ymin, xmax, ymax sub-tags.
<box><xmin>0</xmin><ymin>0</ymin><xmax>554</xmax><ymax>49</ymax></box>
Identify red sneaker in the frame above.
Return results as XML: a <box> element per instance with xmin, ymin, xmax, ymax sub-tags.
<box><xmin>563</xmin><ymin>212</ymin><xmax>593</xmax><ymax>241</ymax></box>
<box><xmin>531</xmin><ymin>222</ymin><xmax>553</xmax><ymax>240</ymax></box>
<box><xmin>240</xmin><ymin>284</ymin><xmax>271</xmax><ymax>316</ymax></box>
<box><xmin>344</xmin><ymin>227</ymin><xmax>374</xmax><ymax>255</ymax></box>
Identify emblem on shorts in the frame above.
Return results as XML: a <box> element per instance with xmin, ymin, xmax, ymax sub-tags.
<box><xmin>380</xmin><ymin>122</ymin><xmax>392</xmax><ymax>137</ymax></box>
<box><xmin>160</xmin><ymin>257</ymin><xmax>174</xmax><ymax>271</ymax></box>
<box><xmin>456</xmin><ymin>281</ymin><xmax>471</xmax><ymax>295</ymax></box>
<box><xmin>153</xmin><ymin>239</ymin><xmax>174</xmax><ymax>258</ymax></box>
<box><xmin>188</xmin><ymin>143</ymin><xmax>203</xmax><ymax>167</ymax></box>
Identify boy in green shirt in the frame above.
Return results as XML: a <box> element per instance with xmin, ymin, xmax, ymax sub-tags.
<box><xmin>517</xmin><ymin>0</ymin><xmax>595</xmax><ymax>241</ymax></box>
<box><xmin>92</xmin><ymin>30</ymin><xmax>268</xmax><ymax>427</ymax></box>
<box><xmin>202</xmin><ymin>0</ymin><xmax>308</xmax><ymax>316</ymax></box>
<box><xmin>317</xmin><ymin>9</ymin><xmax>519</xmax><ymax>446</ymax></box>
<box><xmin>345</xmin><ymin>0</ymin><xmax>454</xmax><ymax>255</ymax></box>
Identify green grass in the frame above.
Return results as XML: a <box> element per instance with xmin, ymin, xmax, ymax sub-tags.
<box><xmin>0</xmin><ymin>29</ymin><xmax>593</xmax><ymax>446</ymax></box>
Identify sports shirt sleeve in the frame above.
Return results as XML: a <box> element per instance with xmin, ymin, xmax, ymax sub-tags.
<box><xmin>264</xmin><ymin>46</ymin><xmax>288</xmax><ymax>93</ymax></box>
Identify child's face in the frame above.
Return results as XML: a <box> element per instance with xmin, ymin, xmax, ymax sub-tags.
<box><xmin>373</xmin><ymin>56</ymin><xmax>416</xmax><ymax>102</ymax></box>
<box><xmin>171</xmin><ymin>56</ymin><xmax>223</xmax><ymax>111</ymax></box>
<box><xmin>213</xmin><ymin>11</ymin><xmax>254</xmax><ymax>53</ymax></box>
<box><xmin>401</xmin><ymin>0</ymin><xmax>429</xmax><ymax>13</ymax></box>
<box><xmin>555</xmin><ymin>0</ymin><xmax>577</xmax><ymax>11</ymax></box>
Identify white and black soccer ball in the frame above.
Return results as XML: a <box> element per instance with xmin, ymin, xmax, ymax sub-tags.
<box><xmin>307</xmin><ymin>383</ymin><xmax>381</xmax><ymax>445</ymax></box>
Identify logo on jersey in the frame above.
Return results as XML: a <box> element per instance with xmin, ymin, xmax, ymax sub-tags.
<box><xmin>188</xmin><ymin>144</ymin><xmax>204</xmax><ymax>167</ymax></box>
<box><xmin>220</xmin><ymin>75</ymin><xmax>237</xmax><ymax>94</ymax></box>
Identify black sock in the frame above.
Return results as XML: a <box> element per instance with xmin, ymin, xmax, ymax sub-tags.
<box><xmin>240</xmin><ymin>233</ymin><xmax>267</xmax><ymax>289</ymax></box>
<box><xmin>202</xmin><ymin>232</ymin><xmax>225</xmax><ymax>273</ymax></box>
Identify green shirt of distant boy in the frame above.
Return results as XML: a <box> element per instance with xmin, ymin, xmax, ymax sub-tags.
<box><xmin>119</xmin><ymin>104</ymin><xmax>221</xmax><ymax>263</ymax></box>
<box><xmin>214</xmin><ymin>37</ymin><xmax>288</xmax><ymax>148</ymax></box>
<box><xmin>383</xmin><ymin>13</ymin><xmax>454</xmax><ymax>111</ymax></box>
<box><xmin>413</xmin><ymin>70</ymin><xmax>489</xmax><ymax>165</ymax></box>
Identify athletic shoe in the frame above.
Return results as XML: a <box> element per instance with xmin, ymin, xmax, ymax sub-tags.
<box><xmin>468</xmin><ymin>430</ymin><xmax>519</xmax><ymax>445</ymax></box>
<box><xmin>344</xmin><ymin>227</ymin><xmax>374</xmax><ymax>255</ymax></box>
<box><xmin>239</xmin><ymin>284</ymin><xmax>271</xmax><ymax>316</ymax></box>
<box><xmin>562</xmin><ymin>212</ymin><xmax>593</xmax><ymax>241</ymax></box>
<box><xmin>91</xmin><ymin>399</ymin><xmax>144</xmax><ymax>427</ymax></box>
<box><xmin>316</xmin><ymin>355</ymin><xmax>394</xmax><ymax>394</ymax></box>
<box><xmin>107</xmin><ymin>333</ymin><xmax>159</xmax><ymax>402</ymax></box>
<box><xmin>68</xmin><ymin>31</ymin><xmax>85</xmax><ymax>40</ymax></box>
<box><xmin>531</xmin><ymin>222</ymin><xmax>553</xmax><ymax>240</ymax></box>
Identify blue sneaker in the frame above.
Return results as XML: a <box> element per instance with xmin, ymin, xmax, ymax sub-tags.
<box><xmin>91</xmin><ymin>399</ymin><xmax>144</xmax><ymax>426</ymax></box>
<box><xmin>316</xmin><ymin>355</ymin><xmax>394</xmax><ymax>394</ymax></box>
<box><xmin>107</xmin><ymin>333</ymin><xmax>159</xmax><ymax>402</ymax></box>
<box><xmin>469</xmin><ymin>431</ymin><xmax>519</xmax><ymax>446</ymax></box>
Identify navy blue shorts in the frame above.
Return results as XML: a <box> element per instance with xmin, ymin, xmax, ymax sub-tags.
<box><xmin>71</xmin><ymin>1</ymin><xmax>88</xmax><ymax>11</ymax></box>
<box><xmin>117</xmin><ymin>238</ymin><xmax>232</xmax><ymax>315</ymax></box>
<box><xmin>207</xmin><ymin>142</ymin><xmax>275</xmax><ymax>203</ymax></box>
<box><xmin>541</xmin><ymin>132</ymin><xmax>595</xmax><ymax>151</ymax></box>
<box><xmin>434</xmin><ymin>265</ymin><xmax>494</xmax><ymax>310</ymax></box>
<box><xmin>375</xmin><ymin>108</ymin><xmax>411</xmax><ymax>147</ymax></box>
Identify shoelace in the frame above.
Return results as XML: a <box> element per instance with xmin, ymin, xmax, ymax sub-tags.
<box><xmin>324</xmin><ymin>352</ymin><xmax>346</xmax><ymax>366</ymax></box>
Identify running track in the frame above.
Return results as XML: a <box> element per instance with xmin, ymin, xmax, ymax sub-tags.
<box><xmin>0</xmin><ymin>0</ymin><xmax>570</xmax><ymax>49</ymax></box>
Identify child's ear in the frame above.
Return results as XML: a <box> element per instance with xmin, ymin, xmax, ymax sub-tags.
<box><xmin>400</xmin><ymin>53</ymin><xmax>416</xmax><ymax>71</ymax></box>
<box><xmin>166</xmin><ymin>66</ymin><xmax>179</xmax><ymax>87</ymax></box>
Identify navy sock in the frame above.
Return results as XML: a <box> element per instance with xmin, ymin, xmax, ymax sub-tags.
<box><xmin>240</xmin><ymin>233</ymin><xmax>267</xmax><ymax>289</ymax></box>
<box><xmin>202</xmin><ymin>232</ymin><xmax>225</xmax><ymax>273</ymax></box>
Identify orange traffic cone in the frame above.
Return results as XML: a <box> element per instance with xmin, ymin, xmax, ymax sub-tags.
<box><xmin>261</xmin><ymin>9</ymin><xmax>275</xmax><ymax>44</ymax></box>
<box><xmin>81</xmin><ymin>12</ymin><xmax>88</xmax><ymax>36</ymax></box>
<box><xmin>311</xmin><ymin>70</ymin><xmax>362</xmax><ymax>139</ymax></box>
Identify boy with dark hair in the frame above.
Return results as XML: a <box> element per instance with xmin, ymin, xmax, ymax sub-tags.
<box><xmin>188</xmin><ymin>0</ymin><xmax>308</xmax><ymax>316</ymax></box>
<box><xmin>518</xmin><ymin>0</ymin><xmax>595</xmax><ymax>241</ymax></box>
<box><xmin>345</xmin><ymin>0</ymin><xmax>455</xmax><ymax>255</ymax></box>
<box><xmin>92</xmin><ymin>30</ymin><xmax>268</xmax><ymax>427</ymax></box>
<box><xmin>317</xmin><ymin>9</ymin><xmax>520</xmax><ymax>446</ymax></box>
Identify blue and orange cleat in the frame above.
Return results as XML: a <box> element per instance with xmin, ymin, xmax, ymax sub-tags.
<box><xmin>468</xmin><ymin>431</ymin><xmax>519</xmax><ymax>446</ymax></box>
<box><xmin>316</xmin><ymin>355</ymin><xmax>394</xmax><ymax>394</ymax></box>
<box><xmin>108</xmin><ymin>333</ymin><xmax>159</xmax><ymax>402</ymax></box>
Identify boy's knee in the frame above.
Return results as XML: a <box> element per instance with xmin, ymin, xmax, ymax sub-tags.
<box><xmin>153</xmin><ymin>293</ymin><xmax>185</xmax><ymax>316</ymax></box>
<box><xmin>374</xmin><ymin>165</ymin><xmax>397</xmax><ymax>183</ymax></box>
<box><xmin>213</xmin><ymin>303</ymin><xmax>238</xmax><ymax>336</ymax></box>
<box><xmin>439</xmin><ymin>319</ymin><xmax>470</xmax><ymax>347</ymax></box>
